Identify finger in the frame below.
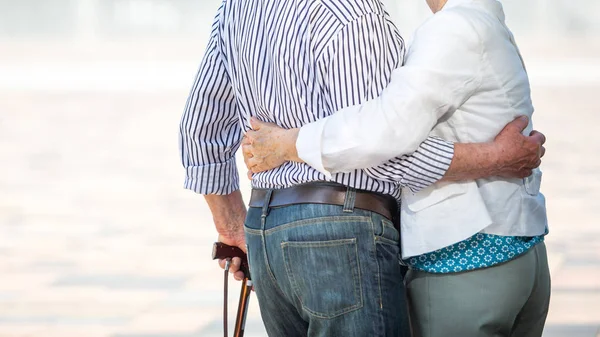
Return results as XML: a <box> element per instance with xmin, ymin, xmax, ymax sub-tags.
<box><xmin>247</xmin><ymin>170</ymin><xmax>253</xmax><ymax>180</ymax></box>
<box><xmin>529</xmin><ymin>130</ymin><xmax>546</xmax><ymax>145</ymax></box>
<box><xmin>242</xmin><ymin>146</ymin><xmax>252</xmax><ymax>169</ymax></box>
<box><xmin>250</xmin><ymin>117</ymin><xmax>262</xmax><ymax>131</ymax></box>
<box><xmin>247</xmin><ymin>157</ymin><xmax>269</xmax><ymax>173</ymax></box>
<box><xmin>540</xmin><ymin>146</ymin><xmax>546</xmax><ymax>158</ymax></box>
<box><xmin>241</xmin><ymin>135</ymin><xmax>252</xmax><ymax>145</ymax></box>
<box><xmin>506</xmin><ymin>115</ymin><xmax>529</xmax><ymax>133</ymax></box>
<box><xmin>247</xmin><ymin>157</ymin><xmax>260</xmax><ymax>169</ymax></box>
<box><xmin>242</xmin><ymin>146</ymin><xmax>255</xmax><ymax>170</ymax></box>
<box><xmin>218</xmin><ymin>260</ymin><xmax>246</xmax><ymax>280</ymax></box>
<box><xmin>528</xmin><ymin>130</ymin><xmax>546</xmax><ymax>146</ymax></box>
<box><xmin>241</xmin><ymin>143</ymin><xmax>253</xmax><ymax>158</ymax></box>
<box><xmin>252</xmin><ymin>164</ymin><xmax>270</xmax><ymax>173</ymax></box>
<box><xmin>245</xmin><ymin>130</ymin><xmax>257</xmax><ymax>141</ymax></box>
<box><xmin>233</xmin><ymin>270</ymin><xmax>246</xmax><ymax>281</ymax></box>
<box><xmin>250</xmin><ymin>163</ymin><xmax>265</xmax><ymax>174</ymax></box>
<box><xmin>248</xmin><ymin>161</ymin><xmax>260</xmax><ymax>174</ymax></box>
<box><xmin>519</xmin><ymin>169</ymin><xmax>533</xmax><ymax>178</ymax></box>
<box><xmin>229</xmin><ymin>257</ymin><xmax>242</xmax><ymax>273</ymax></box>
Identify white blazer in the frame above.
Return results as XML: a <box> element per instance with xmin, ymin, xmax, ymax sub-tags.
<box><xmin>296</xmin><ymin>0</ymin><xmax>548</xmax><ymax>258</ymax></box>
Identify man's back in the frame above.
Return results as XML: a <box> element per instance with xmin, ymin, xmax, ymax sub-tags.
<box><xmin>180</xmin><ymin>0</ymin><xmax>407</xmax><ymax>195</ymax></box>
<box><xmin>220</xmin><ymin>0</ymin><xmax>398</xmax><ymax>126</ymax></box>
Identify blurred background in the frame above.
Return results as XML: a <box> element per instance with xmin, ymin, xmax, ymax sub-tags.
<box><xmin>0</xmin><ymin>0</ymin><xmax>598</xmax><ymax>336</ymax></box>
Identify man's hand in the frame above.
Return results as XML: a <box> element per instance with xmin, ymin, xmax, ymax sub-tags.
<box><xmin>216</xmin><ymin>234</ymin><xmax>247</xmax><ymax>281</ymax></box>
<box><xmin>243</xmin><ymin>117</ymin><xmax>300</xmax><ymax>173</ymax></box>
<box><xmin>491</xmin><ymin>116</ymin><xmax>546</xmax><ymax>178</ymax></box>
<box><xmin>204</xmin><ymin>191</ymin><xmax>248</xmax><ymax>281</ymax></box>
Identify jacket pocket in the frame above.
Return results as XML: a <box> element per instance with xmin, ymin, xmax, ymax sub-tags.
<box><xmin>523</xmin><ymin>168</ymin><xmax>543</xmax><ymax>196</ymax></box>
<box><xmin>404</xmin><ymin>181</ymin><xmax>469</xmax><ymax>212</ymax></box>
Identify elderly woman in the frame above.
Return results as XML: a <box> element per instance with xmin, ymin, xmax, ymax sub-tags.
<box><xmin>242</xmin><ymin>0</ymin><xmax>550</xmax><ymax>336</ymax></box>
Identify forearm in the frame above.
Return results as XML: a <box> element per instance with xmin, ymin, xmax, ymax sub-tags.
<box><xmin>441</xmin><ymin>142</ymin><xmax>501</xmax><ymax>182</ymax></box>
<box><xmin>297</xmin><ymin>94</ymin><xmax>439</xmax><ymax>175</ymax></box>
<box><xmin>204</xmin><ymin>190</ymin><xmax>247</xmax><ymax>243</ymax></box>
<box><xmin>363</xmin><ymin>137</ymin><xmax>454</xmax><ymax>192</ymax></box>
<box><xmin>247</xmin><ymin>117</ymin><xmax>542</xmax><ymax>187</ymax></box>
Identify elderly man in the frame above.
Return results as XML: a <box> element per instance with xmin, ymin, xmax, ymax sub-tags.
<box><xmin>242</xmin><ymin>0</ymin><xmax>550</xmax><ymax>336</ymax></box>
<box><xmin>179</xmin><ymin>0</ymin><xmax>546</xmax><ymax>335</ymax></box>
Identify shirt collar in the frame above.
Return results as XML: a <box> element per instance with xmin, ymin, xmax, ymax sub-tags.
<box><xmin>441</xmin><ymin>0</ymin><xmax>506</xmax><ymax>22</ymax></box>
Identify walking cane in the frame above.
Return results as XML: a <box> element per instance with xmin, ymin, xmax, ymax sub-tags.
<box><xmin>212</xmin><ymin>242</ymin><xmax>252</xmax><ymax>337</ymax></box>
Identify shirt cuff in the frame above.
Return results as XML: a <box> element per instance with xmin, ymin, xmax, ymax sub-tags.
<box><xmin>404</xmin><ymin>137</ymin><xmax>455</xmax><ymax>192</ymax></box>
<box><xmin>183</xmin><ymin>157</ymin><xmax>240</xmax><ymax>195</ymax></box>
<box><xmin>296</xmin><ymin>118</ymin><xmax>332</xmax><ymax>179</ymax></box>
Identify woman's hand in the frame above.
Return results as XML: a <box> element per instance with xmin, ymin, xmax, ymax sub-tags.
<box><xmin>242</xmin><ymin>117</ymin><xmax>301</xmax><ymax>174</ymax></box>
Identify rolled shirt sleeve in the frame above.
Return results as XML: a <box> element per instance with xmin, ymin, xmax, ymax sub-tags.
<box><xmin>179</xmin><ymin>5</ymin><xmax>242</xmax><ymax>195</ymax></box>
<box><xmin>297</xmin><ymin>10</ymin><xmax>483</xmax><ymax>192</ymax></box>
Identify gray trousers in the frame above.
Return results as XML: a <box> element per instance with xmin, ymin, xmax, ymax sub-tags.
<box><xmin>406</xmin><ymin>242</ymin><xmax>551</xmax><ymax>337</ymax></box>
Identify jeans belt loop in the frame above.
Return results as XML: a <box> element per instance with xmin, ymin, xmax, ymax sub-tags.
<box><xmin>261</xmin><ymin>189</ymin><xmax>273</xmax><ymax>220</ymax></box>
<box><xmin>343</xmin><ymin>187</ymin><xmax>356</xmax><ymax>213</ymax></box>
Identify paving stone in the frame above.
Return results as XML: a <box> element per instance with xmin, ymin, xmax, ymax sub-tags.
<box><xmin>0</xmin><ymin>316</ymin><xmax>129</xmax><ymax>326</ymax></box>
<box><xmin>111</xmin><ymin>309</ymin><xmax>216</xmax><ymax>335</ymax></box>
<box><xmin>543</xmin><ymin>324</ymin><xmax>600</xmax><ymax>337</ymax></box>
<box><xmin>0</xmin><ymin>292</ymin><xmax>20</xmax><ymax>302</ymax></box>
<box><xmin>52</xmin><ymin>274</ymin><xmax>190</xmax><ymax>290</ymax></box>
<box><xmin>112</xmin><ymin>333</ymin><xmax>198</xmax><ymax>337</ymax></box>
<box><xmin>28</xmin><ymin>260</ymin><xmax>79</xmax><ymax>272</ymax></box>
<box><xmin>197</xmin><ymin>317</ymin><xmax>268</xmax><ymax>337</ymax></box>
<box><xmin>552</xmin><ymin>266</ymin><xmax>600</xmax><ymax>291</ymax></box>
<box><xmin>546</xmin><ymin>291</ymin><xmax>600</xmax><ymax>324</ymax></box>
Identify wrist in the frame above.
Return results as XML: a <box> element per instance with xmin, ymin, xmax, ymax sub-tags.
<box><xmin>204</xmin><ymin>191</ymin><xmax>247</xmax><ymax>245</ymax></box>
<box><xmin>486</xmin><ymin>141</ymin><xmax>505</xmax><ymax>176</ymax></box>
<box><xmin>283</xmin><ymin>128</ymin><xmax>301</xmax><ymax>162</ymax></box>
<box><xmin>218</xmin><ymin>228</ymin><xmax>245</xmax><ymax>244</ymax></box>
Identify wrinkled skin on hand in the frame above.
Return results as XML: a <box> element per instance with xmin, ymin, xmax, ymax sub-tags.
<box><xmin>491</xmin><ymin>116</ymin><xmax>546</xmax><ymax>178</ymax></box>
<box><xmin>242</xmin><ymin>117</ymin><xmax>300</xmax><ymax>174</ymax></box>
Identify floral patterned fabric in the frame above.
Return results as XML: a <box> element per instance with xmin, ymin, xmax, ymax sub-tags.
<box><xmin>407</xmin><ymin>232</ymin><xmax>545</xmax><ymax>274</ymax></box>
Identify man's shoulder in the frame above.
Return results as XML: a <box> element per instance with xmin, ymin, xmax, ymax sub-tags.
<box><xmin>312</xmin><ymin>0</ymin><xmax>401</xmax><ymax>61</ymax></box>
<box><xmin>318</xmin><ymin>0</ymin><xmax>391</xmax><ymax>25</ymax></box>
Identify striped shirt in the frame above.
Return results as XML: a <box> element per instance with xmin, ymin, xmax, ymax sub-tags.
<box><xmin>179</xmin><ymin>0</ymin><xmax>455</xmax><ymax>197</ymax></box>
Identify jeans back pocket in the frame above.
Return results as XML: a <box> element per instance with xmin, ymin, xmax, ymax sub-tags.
<box><xmin>282</xmin><ymin>238</ymin><xmax>363</xmax><ymax>319</ymax></box>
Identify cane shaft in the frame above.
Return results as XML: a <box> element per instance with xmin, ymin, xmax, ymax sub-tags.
<box><xmin>233</xmin><ymin>279</ymin><xmax>252</xmax><ymax>337</ymax></box>
<box><xmin>212</xmin><ymin>242</ymin><xmax>252</xmax><ymax>337</ymax></box>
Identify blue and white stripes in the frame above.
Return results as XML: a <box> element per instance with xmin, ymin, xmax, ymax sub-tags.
<box><xmin>179</xmin><ymin>0</ymin><xmax>454</xmax><ymax>197</ymax></box>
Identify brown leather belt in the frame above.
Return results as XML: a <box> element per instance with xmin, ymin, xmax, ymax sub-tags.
<box><xmin>249</xmin><ymin>182</ymin><xmax>398</xmax><ymax>228</ymax></box>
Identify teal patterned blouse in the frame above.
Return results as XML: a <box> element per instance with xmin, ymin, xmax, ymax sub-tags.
<box><xmin>407</xmin><ymin>232</ymin><xmax>545</xmax><ymax>273</ymax></box>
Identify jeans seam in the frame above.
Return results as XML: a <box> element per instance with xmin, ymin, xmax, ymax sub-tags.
<box><xmin>375</xmin><ymin>236</ymin><xmax>398</xmax><ymax>247</ymax></box>
<box><xmin>262</xmin><ymin>215</ymin><xmax>370</xmax><ymax>235</ymax></box>
<box><xmin>371</xmin><ymin>216</ymin><xmax>385</xmax><ymax>336</ymax></box>
<box><xmin>260</xmin><ymin>216</ymin><xmax>288</xmax><ymax>300</ymax></box>
<box><xmin>244</xmin><ymin>227</ymin><xmax>262</xmax><ymax>235</ymax></box>
<box><xmin>282</xmin><ymin>239</ymin><xmax>356</xmax><ymax>248</ymax></box>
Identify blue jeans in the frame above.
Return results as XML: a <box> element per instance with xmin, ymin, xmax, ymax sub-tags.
<box><xmin>244</xmin><ymin>191</ymin><xmax>410</xmax><ymax>337</ymax></box>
